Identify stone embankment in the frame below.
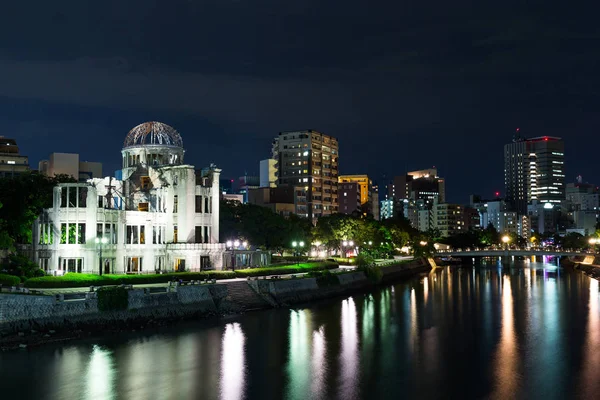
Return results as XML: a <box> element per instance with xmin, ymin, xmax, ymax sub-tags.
<box><xmin>569</xmin><ymin>255</ymin><xmax>600</xmax><ymax>280</ymax></box>
<box><xmin>0</xmin><ymin>259</ymin><xmax>430</xmax><ymax>350</ymax></box>
<box><xmin>248</xmin><ymin>258</ymin><xmax>430</xmax><ymax>306</ymax></box>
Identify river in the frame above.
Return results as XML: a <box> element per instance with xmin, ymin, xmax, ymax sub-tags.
<box><xmin>2</xmin><ymin>258</ymin><xmax>600</xmax><ymax>400</ymax></box>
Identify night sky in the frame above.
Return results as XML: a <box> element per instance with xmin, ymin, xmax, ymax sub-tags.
<box><xmin>2</xmin><ymin>1</ymin><xmax>599</xmax><ymax>202</ymax></box>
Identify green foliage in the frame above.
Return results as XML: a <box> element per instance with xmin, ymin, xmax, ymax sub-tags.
<box><xmin>220</xmin><ymin>200</ymin><xmax>311</xmax><ymax>251</ymax></box>
<box><xmin>24</xmin><ymin>262</ymin><xmax>338</xmax><ymax>288</ymax></box>
<box><xmin>307</xmin><ymin>269</ymin><xmax>340</xmax><ymax>287</ymax></box>
<box><xmin>0</xmin><ymin>273</ymin><xmax>21</xmax><ymax>286</ymax></box>
<box><xmin>1</xmin><ymin>253</ymin><xmax>45</xmax><ymax>279</ymax></box>
<box><xmin>358</xmin><ymin>265</ymin><xmax>383</xmax><ymax>283</ymax></box>
<box><xmin>97</xmin><ymin>287</ymin><xmax>129</xmax><ymax>312</ymax></box>
<box><xmin>234</xmin><ymin>261</ymin><xmax>338</xmax><ymax>277</ymax></box>
<box><xmin>0</xmin><ymin>172</ymin><xmax>76</xmax><ymax>247</ymax></box>
<box><xmin>354</xmin><ymin>252</ymin><xmax>375</xmax><ymax>268</ymax></box>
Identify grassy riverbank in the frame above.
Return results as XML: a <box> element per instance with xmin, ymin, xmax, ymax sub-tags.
<box><xmin>22</xmin><ymin>261</ymin><xmax>338</xmax><ymax>288</ymax></box>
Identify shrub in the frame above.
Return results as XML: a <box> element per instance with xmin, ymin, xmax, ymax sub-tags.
<box><xmin>233</xmin><ymin>261</ymin><xmax>338</xmax><ymax>278</ymax></box>
<box><xmin>0</xmin><ymin>273</ymin><xmax>20</xmax><ymax>287</ymax></box>
<box><xmin>354</xmin><ymin>253</ymin><xmax>375</xmax><ymax>268</ymax></box>
<box><xmin>97</xmin><ymin>287</ymin><xmax>129</xmax><ymax>312</ymax></box>
<box><xmin>307</xmin><ymin>269</ymin><xmax>339</xmax><ymax>287</ymax></box>
<box><xmin>1</xmin><ymin>253</ymin><xmax>45</xmax><ymax>279</ymax></box>
<box><xmin>359</xmin><ymin>265</ymin><xmax>383</xmax><ymax>283</ymax></box>
<box><xmin>23</xmin><ymin>262</ymin><xmax>339</xmax><ymax>288</ymax></box>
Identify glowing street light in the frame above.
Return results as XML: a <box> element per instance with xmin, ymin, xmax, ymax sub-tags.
<box><xmin>227</xmin><ymin>239</ymin><xmax>248</xmax><ymax>271</ymax></box>
<box><xmin>502</xmin><ymin>235</ymin><xmax>510</xmax><ymax>244</ymax></box>
<box><xmin>589</xmin><ymin>238</ymin><xmax>597</xmax><ymax>245</ymax></box>
<box><xmin>292</xmin><ymin>241</ymin><xmax>305</xmax><ymax>266</ymax></box>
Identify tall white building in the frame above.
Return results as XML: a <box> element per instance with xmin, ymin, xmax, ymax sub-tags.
<box><xmin>30</xmin><ymin>122</ymin><xmax>229</xmax><ymax>274</ymax></box>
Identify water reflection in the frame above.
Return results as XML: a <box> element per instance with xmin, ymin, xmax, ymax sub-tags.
<box><xmin>339</xmin><ymin>297</ymin><xmax>359</xmax><ymax>400</ymax></box>
<box><xmin>3</xmin><ymin>261</ymin><xmax>600</xmax><ymax>400</ymax></box>
<box><xmin>85</xmin><ymin>345</ymin><xmax>115</xmax><ymax>400</ymax></box>
<box><xmin>491</xmin><ymin>274</ymin><xmax>518</xmax><ymax>399</ymax></box>
<box><xmin>220</xmin><ymin>323</ymin><xmax>246</xmax><ymax>400</ymax></box>
<box><xmin>286</xmin><ymin>310</ymin><xmax>311</xmax><ymax>400</ymax></box>
<box><xmin>579</xmin><ymin>278</ymin><xmax>600</xmax><ymax>397</ymax></box>
<box><xmin>311</xmin><ymin>326</ymin><xmax>327</xmax><ymax>398</ymax></box>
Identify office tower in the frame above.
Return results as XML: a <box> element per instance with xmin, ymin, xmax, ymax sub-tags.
<box><xmin>272</xmin><ymin>130</ymin><xmax>339</xmax><ymax>222</ymax></box>
<box><xmin>0</xmin><ymin>136</ymin><xmax>30</xmax><ymax>177</ymax></box>
<box><xmin>504</xmin><ymin>135</ymin><xmax>565</xmax><ymax>215</ymax></box>
<box><xmin>388</xmin><ymin>168</ymin><xmax>445</xmax><ymax>206</ymax></box>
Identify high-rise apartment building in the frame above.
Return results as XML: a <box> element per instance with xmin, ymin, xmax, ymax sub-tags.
<box><xmin>0</xmin><ymin>137</ymin><xmax>29</xmax><ymax>177</ymax></box>
<box><xmin>339</xmin><ymin>182</ymin><xmax>361</xmax><ymax>215</ymax></box>
<box><xmin>272</xmin><ymin>130</ymin><xmax>339</xmax><ymax>222</ymax></box>
<box><xmin>504</xmin><ymin>135</ymin><xmax>565</xmax><ymax>215</ymax></box>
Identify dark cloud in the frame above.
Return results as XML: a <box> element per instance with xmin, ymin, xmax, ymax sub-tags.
<box><xmin>1</xmin><ymin>1</ymin><xmax>600</xmax><ymax>200</ymax></box>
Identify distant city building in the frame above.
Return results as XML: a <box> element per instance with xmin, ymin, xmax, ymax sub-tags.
<box><xmin>259</xmin><ymin>159</ymin><xmax>277</xmax><ymax>188</ymax></box>
<box><xmin>338</xmin><ymin>174</ymin><xmax>379</xmax><ymax>218</ymax></box>
<box><xmin>388</xmin><ymin>168</ymin><xmax>445</xmax><ymax>206</ymax></box>
<box><xmin>463</xmin><ymin>207</ymin><xmax>481</xmax><ymax>231</ymax></box>
<box><xmin>272</xmin><ymin>130</ymin><xmax>339</xmax><ymax>222</ymax></box>
<box><xmin>432</xmin><ymin>203</ymin><xmax>465</xmax><ymax>237</ymax></box>
<box><xmin>221</xmin><ymin>194</ymin><xmax>244</xmax><ymax>204</ymax></box>
<box><xmin>339</xmin><ymin>182</ymin><xmax>361</xmax><ymax>215</ymax></box>
<box><xmin>0</xmin><ymin>136</ymin><xmax>30</xmax><ymax>178</ymax></box>
<box><xmin>380</xmin><ymin>199</ymin><xmax>395</xmax><ymax>220</ymax></box>
<box><xmin>504</xmin><ymin>134</ymin><xmax>565</xmax><ymax>215</ymax></box>
<box><xmin>248</xmin><ymin>186</ymin><xmax>296</xmax><ymax>217</ymax></box>
<box><xmin>39</xmin><ymin>153</ymin><xmax>102</xmax><ymax>182</ymax></box>
<box><xmin>237</xmin><ymin>174</ymin><xmax>260</xmax><ymax>203</ymax></box>
<box><xmin>219</xmin><ymin>178</ymin><xmax>235</xmax><ymax>195</ymax></box>
<box><xmin>527</xmin><ymin>201</ymin><xmax>560</xmax><ymax>235</ymax></box>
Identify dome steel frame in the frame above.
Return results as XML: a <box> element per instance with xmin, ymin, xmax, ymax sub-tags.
<box><xmin>124</xmin><ymin>121</ymin><xmax>183</xmax><ymax>148</ymax></box>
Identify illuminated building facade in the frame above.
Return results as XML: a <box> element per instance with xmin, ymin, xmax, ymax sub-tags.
<box><xmin>0</xmin><ymin>137</ymin><xmax>29</xmax><ymax>178</ymax></box>
<box><xmin>272</xmin><ymin>130</ymin><xmax>339</xmax><ymax>222</ymax></box>
<box><xmin>505</xmin><ymin>135</ymin><xmax>565</xmax><ymax>215</ymax></box>
<box><xmin>29</xmin><ymin>122</ymin><xmax>233</xmax><ymax>274</ymax></box>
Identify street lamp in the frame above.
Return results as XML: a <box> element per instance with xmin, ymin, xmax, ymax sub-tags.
<box><xmin>341</xmin><ymin>240</ymin><xmax>354</xmax><ymax>258</ymax></box>
<box><xmin>226</xmin><ymin>239</ymin><xmax>247</xmax><ymax>271</ymax></box>
<box><xmin>95</xmin><ymin>237</ymin><xmax>108</xmax><ymax>275</ymax></box>
<box><xmin>292</xmin><ymin>241</ymin><xmax>305</xmax><ymax>266</ymax></box>
<box><xmin>589</xmin><ymin>238</ymin><xmax>597</xmax><ymax>253</ymax></box>
<box><xmin>502</xmin><ymin>235</ymin><xmax>510</xmax><ymax>249</ymax></box>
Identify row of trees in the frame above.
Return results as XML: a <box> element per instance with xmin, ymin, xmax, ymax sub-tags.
<box><xmin>220</xmin><ymin>201</ymin><xmax>432</xmax><ymax>258</ymax></box>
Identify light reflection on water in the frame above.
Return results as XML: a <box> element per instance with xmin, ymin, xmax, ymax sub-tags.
<box><xmin>3</xmin><ymin>259</ymin><xmax>600</xmax><ymax>400</ymax></box>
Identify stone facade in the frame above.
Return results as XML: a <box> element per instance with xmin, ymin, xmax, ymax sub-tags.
<box><xmin>29</xmin><ymin>122</ymin><xmax>226</xmax><ymax>274</ymax></box>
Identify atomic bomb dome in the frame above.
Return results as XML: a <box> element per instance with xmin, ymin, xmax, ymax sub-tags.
<box><xmin>122</xmin><ymin>121</ymin><xmax>185</xmax><ymax>169</ymax></box>
<box><xmin>124</xmin><ymin>121</ymin><xmax>183</xmax><ymax>148</ymax></box>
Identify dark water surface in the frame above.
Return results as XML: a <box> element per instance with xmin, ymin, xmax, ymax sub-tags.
<box><xmin>3</xmin><ymin>259</ymin><xmax>600</xmax><ymax>400</ymax></box>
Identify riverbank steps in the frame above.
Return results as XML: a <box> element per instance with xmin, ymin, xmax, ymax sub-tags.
<box><xmin>0</xmin><ymin>258</ymin><xmax>429</xmax><ymax>350</ymax></box>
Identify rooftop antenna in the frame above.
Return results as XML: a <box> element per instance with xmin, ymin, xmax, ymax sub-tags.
<box><xmin>513</xmin><ymin>127</ymin><xmax>521</xmax><ymax>142</ymax></box>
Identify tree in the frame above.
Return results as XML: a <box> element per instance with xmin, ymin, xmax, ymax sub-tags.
<box><xmin>0</xmin><ymin>172</ymin><xmax>76</xmax><ymax>248</ymax></box>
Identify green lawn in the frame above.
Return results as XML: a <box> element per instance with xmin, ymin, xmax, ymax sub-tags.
<box><xmin>23</xmin><ymin>261</ymin><xmax>338</xmax><ymax>288</ymax></box>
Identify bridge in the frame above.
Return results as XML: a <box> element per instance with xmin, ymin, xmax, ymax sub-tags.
<box><xmin>437</xmin><ymin>249</ymin><xmax>592</xmax><ymax>258</ymax></box>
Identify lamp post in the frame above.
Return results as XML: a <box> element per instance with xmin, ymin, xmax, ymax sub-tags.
<box><xmin>226</xmin><ymin>239</ymin><xmax>248</xmax><ymax>270</ymax></box>
<box><xmin>341</xmin><ymin>240</ymin><xmax>354</xmax><ymax>258</ymax></box>
<box><xmin>95</xmin><ymin>237</ymin><xmax>108</xmax><ymax>275</ymax></box>
<box><xmin>502</xmin><ymin>235</ymin><xmax>510</xmax><ymax>250</ymax></box>
<box><xmin>292</xmin><ymin>241</ymin><xmax>305</xmax><ymax>266</ymax></box>
<box><xmin>589</xmin><ymin>238</ymin><xmax>597</xmax><ymax>253</ymax></box>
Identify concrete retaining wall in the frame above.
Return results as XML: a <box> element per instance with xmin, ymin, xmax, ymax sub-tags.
<box><xmin>249</xmin><ymin>261</ymin><xmax>428</xmax><ymax>306</ymax></box>
<box><xmin>0</xmin><ymin>284</ymin><xmax>227</xmax><ymax>333</ymax></box>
